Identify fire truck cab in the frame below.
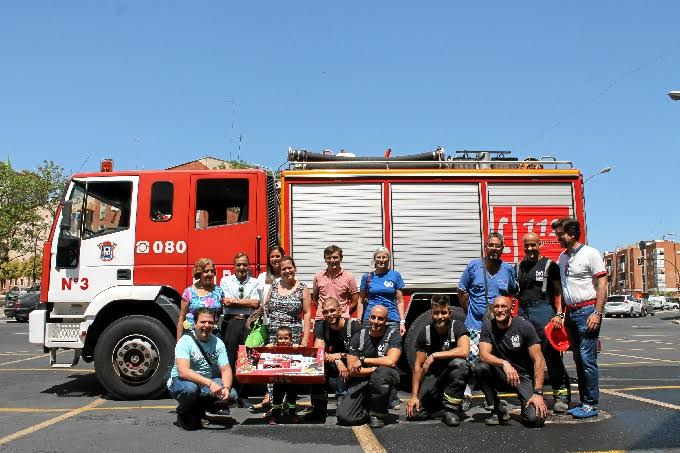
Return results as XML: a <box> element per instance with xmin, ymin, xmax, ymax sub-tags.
<box><xmin>30</xmin><ymin>149</ymin><xmax>586</xmax><ymax>400</ymax></box>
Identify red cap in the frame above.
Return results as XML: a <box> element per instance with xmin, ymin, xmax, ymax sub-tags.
<box><xmin>544</xmin><ymin>322</ymin><xmax>571</xmax><ymax>352</ymax></box>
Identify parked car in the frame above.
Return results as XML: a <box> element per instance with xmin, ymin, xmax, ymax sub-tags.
<box><xmin>640</xmin><ymin>298</ymin><xmax>655</xmax><ymax>316</ymax></box>
<box><xmin>4</xmin><ymin>286</ymin><xmax>28</xmax><ymax>305</ymax></box>
<box><xmin>648</xmin><ymin>296</ymin><xmax>666</xmax><ymax>310</ymax></box>
<box><xmin>4</xmin><ymin>285</ymin><xmax>40</xmax><ymax>322</ymax></box>
<box><xmin>663</xmin><ymin>297</ymin><xmax>680</xmax><ymax>310</ymax></box>
<box><xmin>604</xmin><ymin>294</ymin><xmax>643</xmax><ymax>317</ymax></box>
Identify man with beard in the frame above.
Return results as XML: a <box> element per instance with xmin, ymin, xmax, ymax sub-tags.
<box><xmin>516</xmin><ymin>232</ymin><xmax>571</xmax><ymax>413</ymax></box>
<box><xmin>406</xmin><ymin>295</ymin><xmax>471</xmax><ymax>426</ymax></box>
<box><xmin>458</xmin><ymin>232</ymin><xmax>517</xmax><ymax>407</ymax></box>
<box><xmin>552</xmin><ymin>218</ymin><xmax>607</xmax><ymax>419</ymax></box>
<box><xmin>336</xmin><ymin>305</ymin><xmax>402</xmax><ymax>428</ymax></box>
<box><xmin>474</xmin><ymin>296</ymin><xmax>548</xmax><ymax>427</ymax></box>
<box><xmin>312</xmin><ymin>245</ymin><xmax>359</xmax><ymax>331</ymax></box>
<box><xmin>305</xmin><ymin>297</ymin><xmax>362</xmax><ymax>422</ymax></box>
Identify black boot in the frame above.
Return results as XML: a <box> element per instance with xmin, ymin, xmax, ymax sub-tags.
<box><xmin>176</xmin><ymin>411</ymin><xmax>202</xmax><ymax>430</ymax></box>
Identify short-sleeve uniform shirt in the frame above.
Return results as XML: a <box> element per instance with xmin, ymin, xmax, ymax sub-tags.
<box><xmin>415</xmin><ymin>320</ymin><xmax>469</xmax><ymax>374</ymax></box>
<box><xmin>313</xmin><ymin>319</ymin><xmax>363</xmax><ymax>354</ymax></box>
<box><xmin>479</xmin><ymin>317</ymin><xmax>540</xmax><ymax>375</ymax></box>
<box><xmin>517</xmin><ymin>257</ymin><xmax>560</xmax><ymax>306</ymax></box>
<box><xmin>558</xmin><ymin>244</ymin><xmax>607</xmax><ymax>306</ymax></box>
<box><xmin>348</xmin><ymin>327</ymin><xmax>402</xmax><ymax>359</ymax></box>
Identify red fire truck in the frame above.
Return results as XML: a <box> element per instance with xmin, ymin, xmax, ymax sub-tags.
<box><xmin>29</xmin><ymin>149</ymin><xmax>586</xmax><ymax>399</ymax></box>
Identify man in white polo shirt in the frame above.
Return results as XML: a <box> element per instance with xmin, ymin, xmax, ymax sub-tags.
<box><xmin>552</xmin><ymin>218</ymin><xmax>607</xmax><ymax>419</ymax></box>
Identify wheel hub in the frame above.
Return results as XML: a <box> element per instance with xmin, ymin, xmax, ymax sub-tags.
<box><xmin>113</xmin><ymin>335</ymin><xmax>160</xmax><ymax>384</ymax></box>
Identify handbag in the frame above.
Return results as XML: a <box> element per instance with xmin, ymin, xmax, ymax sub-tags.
<box><xmin>244</xmin><ymin>310</ymin><xmax>268</xmax><ymax>348</ymax></box>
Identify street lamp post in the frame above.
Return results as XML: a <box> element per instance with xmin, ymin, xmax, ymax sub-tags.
<box><xmin>584</xmin><ymin>166</ymin><xmax>612</xmax><ymax>183</ymax></box>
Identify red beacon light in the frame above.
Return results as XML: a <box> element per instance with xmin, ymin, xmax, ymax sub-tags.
<box><xmin>100</xmin><ymin>158</ymin><xmax>114</xmax><ymax>172</ymax></box>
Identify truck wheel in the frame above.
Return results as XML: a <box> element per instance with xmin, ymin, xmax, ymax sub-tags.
<box><xmin>404</xmin><ymin>310</ymin><xmax>431</xmax><ymax>370</ymax></box>
<box><xmin>94</xmin><ymin>315</ymin><xmax>174</xmax><ymax>400</ymax></box>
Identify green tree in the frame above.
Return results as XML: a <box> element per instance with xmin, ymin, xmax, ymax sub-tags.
<box><xmin>0</xmin><ymin>161</ymin><xmax>66</xmax><ymax>267</ymax></box>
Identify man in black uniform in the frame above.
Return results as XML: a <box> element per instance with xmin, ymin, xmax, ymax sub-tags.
<box><xmin>336</xmin><ymin>305</ymin><xmax>401</xmax><ymax>428</ymax></box>
<box><xmin>306</xmin><ymin>297</ymin><xmax>362</xmax><ymax>422</ymax></box>
<box><xmin>516</xmin><ymin>232</ymin><xmax>571</xmax><ymax>413</ymax></box>
<box><xmin>406</xmin><ymin>295</ymin><xmax>470</xmax><ymax>426</ymax></box>
<box><xmin>474</xmin><ymin>296</ymin><xmax>548</xmax><ymax>427</ymax></box>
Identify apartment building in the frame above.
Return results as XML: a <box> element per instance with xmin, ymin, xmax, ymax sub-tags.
<box><xmin>604</xmin><ymin>240</ymin><xmax>680</xmax><ymax>298</ymax></box>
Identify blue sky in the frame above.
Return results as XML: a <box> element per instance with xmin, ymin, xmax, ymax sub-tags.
<box><xmin>2</xmin><ymin>1</ymin><xmax>679</xmax><ymax>252</ymax></box>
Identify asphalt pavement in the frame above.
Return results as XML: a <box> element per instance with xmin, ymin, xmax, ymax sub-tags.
<box><xmin>0</xmin><ymin>310</ymin><xmax>679</xmax><ymax>452</ymax></box>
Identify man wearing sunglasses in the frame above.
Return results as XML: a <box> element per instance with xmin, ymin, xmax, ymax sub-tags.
<box><xmin>220</xmin><ymin>252</ymin><xmax>260</xmax><ymax>407</ymax></box>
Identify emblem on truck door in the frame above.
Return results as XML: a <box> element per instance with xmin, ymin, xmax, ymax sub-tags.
<box><xmin>98</xmin><ymin>241</ymin><xmax>117</xmax><ymax>261</ymax></box>
<box><xmin>136</xmin><ymin>240</ymin><xmax>150</xmax><ymax>254</ymax></box>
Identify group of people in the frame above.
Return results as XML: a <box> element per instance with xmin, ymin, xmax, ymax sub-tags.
<box><xmin>167</xmin><ymin>217</ymin><xmax>607</xmax><ymax>431</ymax></box>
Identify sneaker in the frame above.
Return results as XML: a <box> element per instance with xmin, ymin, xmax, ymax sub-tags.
<box><xmin>566</xmin><ymin>404</ymin><xmax>583</xmax><ymax>415</ymax></box>
<box><xmin>461</xmin><ymin>395</ymin><xmax>473</xmax><ymax>412</ymax></box>
<box><xmin>389</xmin><ymin>397</ymin><xmax>401</xmax><ymax>410</ymax></box>
<box><xmin>571</xmin><ymin>404</ymin><xmax>598</xmax><ymax>419</ymax></box>
<box><xmin>553</xmin><ymin>401</ymin><xmax>569</xmax><ymax>414</ymax></box>
<box><xmin>368</xmin><ymin>416</ymin><xmax>385</xmax><ymax>428</ymax></box>
<box><xmin>442</xmin><ymin>412</ymin><xmax>460</xmax><ymax>427</ymax></box>
<box><xmin>238</xmin><ymin>398</ymin><xmax>253</xmax><ymax>409</ymax></box>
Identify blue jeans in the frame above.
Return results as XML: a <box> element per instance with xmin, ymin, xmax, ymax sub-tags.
<box><xmin>565</xmin><ymin>305</ymin><xmax>600</xmax><ymax>406</ymax></box>
<box><xmin>168</xmin><ymin>377</ymin><xmax>238</xmax><ymax>414</ymax></box>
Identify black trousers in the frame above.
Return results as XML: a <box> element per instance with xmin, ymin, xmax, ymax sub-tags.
<box><xmin>272</xmin><ymin>384</ymin><xmax>299</xmax><ymax>412</ymax></box>
<box><xmin>310</xmin><ymin>361</ymin><xmax>348</xmax><ymax>414</ymax></box>
<box><xmin>474</xmin><ymin>362</ymin><xmax>545</xmax><ymax>427</ymax></box>
<box><xmin>336</xmin><ymin>366</ymin><xmax>400</xmax><ymax>425</ymax></box>
<box><xmin>418</xmin><ymin>358</ymin><xmax>470</xmax><ymax>413</ymax></box>
<box><xmin>222</xmin><ymin>316</ymin><xmax>246</xmax><ymax>388</ymax></box>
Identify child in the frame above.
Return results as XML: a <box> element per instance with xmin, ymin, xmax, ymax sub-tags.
<box><xmin>266</xmin><ymin>327</ymin><xmax>300</xmax><ymax>425</ymax></box>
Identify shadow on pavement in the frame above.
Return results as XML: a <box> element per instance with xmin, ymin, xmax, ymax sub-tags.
<box><xmin>630</xmin><ymin>411</ymin><xmax>680</xmax><ymax>450</ymax></box>
<box><xmin>41</xmin><ymin>372</ymin><xmax>104</xmax><ymax>398</ymax></box>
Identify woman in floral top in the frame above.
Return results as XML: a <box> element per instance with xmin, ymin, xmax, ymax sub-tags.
<box><xmin>176</xmin><ymin>258</ymin><xmax>225</xmax><ymax>341</ymax></box>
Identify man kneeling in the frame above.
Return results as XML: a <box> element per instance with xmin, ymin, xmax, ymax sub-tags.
<box><xmin>167</xmin><ymin>308</ymin><xmax>237</xmax><ymax>430</ymax></box>
<box><xmin>336</xmin><ymin>305</ymin><xmax>401</xmax><ymax>428</ymax></box>
<box><xmin>406</xmin><ymin>295</ymin><xmax>470</xmax><ymax>426</ymax></box>
<box><xmin>474</xmin><ymin>296</ymin><xmax>548</xmax><ymax>427</ymax></box>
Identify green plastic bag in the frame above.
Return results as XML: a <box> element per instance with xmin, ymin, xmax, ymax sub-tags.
<box><xmin>245</xmin><ymin>317</ymin><xmax>267</xmax><ymax>348</ymax></box>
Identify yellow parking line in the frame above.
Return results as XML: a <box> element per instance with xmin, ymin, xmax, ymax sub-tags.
<box><xmin>0</xmin><ymin>398</ymin><xmax>106</xmax><ymax>446</ymax></box>
<box><xmin>601</xmin><ymin>389</ymin><xmax>680</xmax><ymax>411</ymax></box>
<box><xmin>352</xmin><ymin>425</ymin><xmax>386</xmax><ymax>453</ymax></box>
<box><xmin>0</xmin><ymin>368</ymin><xmax>94</xmax><ymax>372</ymax></box>
<box><xmin>600</xmin><ymin>352</ymin><xmax>680</xmax><ymax>364</ymax></box>
<box><xmin>0</xmin><ymin>354</ymin><xmax>48</xmax><ymax>366</ymax></box>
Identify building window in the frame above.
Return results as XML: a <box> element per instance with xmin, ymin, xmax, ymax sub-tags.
<box><xmin>150</xmin><ymin>182</ymin><xmax>174</xmax><ymax>222</ymax></box>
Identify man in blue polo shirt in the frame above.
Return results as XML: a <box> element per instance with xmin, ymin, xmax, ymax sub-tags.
<box><xmin>458</xmin><ymin>232</ymin><xmax>517</xmax><ymax>408</ymax></box>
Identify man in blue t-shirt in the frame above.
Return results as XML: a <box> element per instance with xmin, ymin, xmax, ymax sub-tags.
<box><xmin>458</xmin><ymin>232</ymin><xmax>518</xmax><ymax>366</ymax></box>
<box><xmin>167</xmin><ymin>308</ymin><xmax>237</xmax><ymax>430</ymax></box>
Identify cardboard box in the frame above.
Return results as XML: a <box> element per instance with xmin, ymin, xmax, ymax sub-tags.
<box><xmin>236</xmin><ymin>345</ymin><xmax>325</xmax><ymax>384</ymax></box>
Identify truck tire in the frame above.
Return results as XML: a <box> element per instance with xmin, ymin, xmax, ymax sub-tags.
<box><xmin>404</xmin><ymin>310</ymin><xmax>431</xmax><ymax>370</ymax></box>
<box><xmin>94</xmin><ymin>315</ymin><xmax>175</xmax><ymax>400</ymax></box>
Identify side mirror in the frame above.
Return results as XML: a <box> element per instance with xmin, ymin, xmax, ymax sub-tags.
<box><xmin>61</xmin><ymin>201</ymin><xmax>73</xmax><ymax>230</ymax></box>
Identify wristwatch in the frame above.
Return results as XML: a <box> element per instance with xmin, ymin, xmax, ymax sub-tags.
<box><xmin>556</xmin><ymin>312</ymin><xmax>565</xmax><ymax>319</ymax></box>
<box><xmin>533</xmin><ymin>389</ymin><xmax>543</xmax><ymax>396</ymax></box>
<box><xmin>359</xmin><ymin>356</ymin><xmax>366</xmax><ymax>367</ymax></box>
<box><xmin>593</xmin><ymin>310</ymin><xmax>603</xmax><ymax>317</ymax></box>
